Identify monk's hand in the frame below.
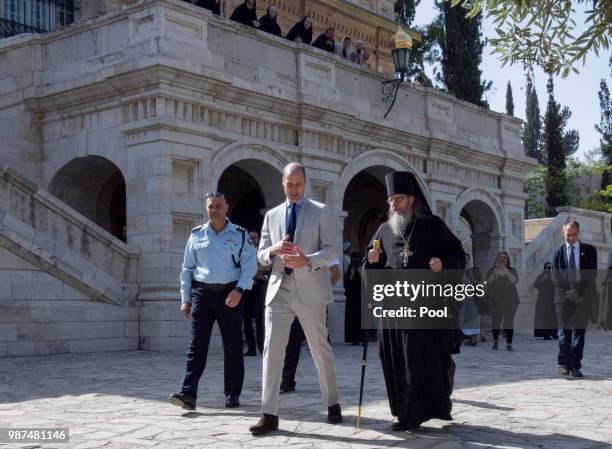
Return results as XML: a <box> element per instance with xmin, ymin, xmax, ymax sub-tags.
<box><xmin>367</xmin><ymin>248</ymin><xmax>380</xmax><ymax>264</ymax></box>
<box><xmin>225</xmin><ymin>289</ymin><xmax>242</xmax><ymax>308</ymax></box>
<box><xmin>281</xmin><ymin>246</ymin><xmax>309</xmax><ymax>269</ymax></box>
<box><xmin>271</xmin><ymin>234</ymin><xmax>294</xmax><ymax>256</ymax></box>
<box><xmin>180</xmin><ymin>303</ymin><xmax>191</xmax><ymax>320</ymax></box>
<box><xmin>429</xmin><ymin>257</ymin><xmax>442</xmax><ymax>272</ymax></box>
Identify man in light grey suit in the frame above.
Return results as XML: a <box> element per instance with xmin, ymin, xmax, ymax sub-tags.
<box><xmin>249</xmin><ymin>162</ymin><xmax>342</xmax><ymax>435</ymax></box>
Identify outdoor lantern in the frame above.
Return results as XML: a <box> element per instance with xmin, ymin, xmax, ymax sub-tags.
<box><xmin>382</xmin><ymin>24</ymin><xmax>413</xmax><ymax>118</ymax></box>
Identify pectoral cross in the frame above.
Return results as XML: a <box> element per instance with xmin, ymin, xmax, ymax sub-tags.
<box><xmin>401</xmin><ymin>242</ymin><xmax>414</xmax><ymax>266</ymax></box>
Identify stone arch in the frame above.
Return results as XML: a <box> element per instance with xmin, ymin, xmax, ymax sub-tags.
<box><xmin>456</xmin><ymin>188</ymin><xmax>505</xmax><ymax>270</ymax></box>
<box><xmin>335</xmin><ymin>149</ymin><xmax>430</xmax><ymax>211</ymax></box>
<box><xmin>337</xmin><ymin>150</ymin><xmax>429</xmax><ymax>255</ymax></box>
<box><xmin>211</xmin><ymin>143</ymin><xmax>289</xmax><ymax>209</ymax></box>
<box><xmin>49</xmin><ymin>156</ymin><xmax>126</xmax><ymax>241</ymax></box>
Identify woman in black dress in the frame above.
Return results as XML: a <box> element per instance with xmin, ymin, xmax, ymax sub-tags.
<box><xmin>486</xmin><ymin>251</ymin><xmax>520</xmax><ymax>351</ymax></box>
<box><xmin>229</xmin><ymin>0</ymin><xmax>260</xmax><ymax>28</ymax></box>
<box><xmin>533</xmin><ymin>262</ymin><xmax>558</xmax><ymax>339</ymax></box>
<box><xmin>285</xmin><ymin>16</ymin><xmax>313</xmax><ymax>44</ymax></box>
<box><xmin>258</xmin><ymin>5</ymin><xmax>282</xmax><ymax>37</ymax></box>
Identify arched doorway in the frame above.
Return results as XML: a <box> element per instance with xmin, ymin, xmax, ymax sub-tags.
<box><xmin>49</xmin><ymin>156</ymin><xmax>126</xmax><ymax>242</ymax></box>
<box><xmin>342</xmin><ymin>166</ymin><xmax>391</xmax><ymax>256</ymax></box>
<box><xmin>217</xmin><ymin>159</ymin><xmax>284</xmax><ymax>233</ymax></box>
<box><xmin>459</xmin><ymin>200</ymin><xmax>503</xmax><ymax>271</ymax></box>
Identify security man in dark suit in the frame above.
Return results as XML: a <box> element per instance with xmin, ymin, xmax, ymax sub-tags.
<box><xmin>169</xmin><ymin>191</ymin><xmax>257</xmax><ymax>410</ymax></box>
<box><xmin>551</xmin><ymin>219</ymin><xmax>598</xmax><ymax>378</ymax></box>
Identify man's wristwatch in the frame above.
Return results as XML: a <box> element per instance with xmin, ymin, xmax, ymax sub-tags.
<box><xmin>235</xmin><ymin>287</ymin><xmax>244</xmax><ymax>294</ymax></box>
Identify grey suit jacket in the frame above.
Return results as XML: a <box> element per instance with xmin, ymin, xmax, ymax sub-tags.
<box><xmin>258</xmin><ymin>197</ymin><xmax>338</xmax><ymax>305</ymax></box>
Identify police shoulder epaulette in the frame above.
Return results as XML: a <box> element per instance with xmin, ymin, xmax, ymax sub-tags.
<box><xmin>191</xmin><ymin>225</ymin><xmax>204</xmax><ymax>233</ymax></box>
<box><xmin>235</xmin><ymin>225</ymin><xmax>246</xmax><ymax>232</ymax></box>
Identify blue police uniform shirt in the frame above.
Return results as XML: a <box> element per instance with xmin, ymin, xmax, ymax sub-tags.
<box><xmin>180</xmin><ymin>219</ymin><xmax>257</xmax><ymax>304</ymax></box>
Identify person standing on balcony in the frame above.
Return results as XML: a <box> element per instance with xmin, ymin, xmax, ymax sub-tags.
<box><xmin>230</xmin><ymin>0</ymin><xmax>260</xmax><ymax>28</ymax></box>
<box><xmin>551</xmin><ymin>220</ymin><xmax>598</xmax><ymax>378</ymax></box>
<box><xmin>336</xmin><ymin>36</ymin><xmax>355</xmax><ymax>60</ymax></box>
<box><xmin>485</xmin><ymin>251</ymin><xmax>520</xmax><ymax>351</ymax></box>
<box><xmin>191</xmin><ymin>0</ymin><xmax>220</xmax><ymax>16</ymax></box>
<box><xmin>313</xmin><ymin>27</ymin><xmax>336</xmax><ymax>53</ymax></box>
<box><xmin>168</xmin><ymin>191</ymin><xmax>257</xmax><ymax>411</ymax></box>
<box><xmin>353</xmin><ymin>41</ymin><xmax>370</xmax><ymax>65</ymax></box>
<box><xmin>285</xmin><ymin>16</ymin><xmax>313</xmax><ymax>45</ymax></box>
<box><xmin>258</xmin><ymin>5</ymin><xmax>282</xmax><ymax>37</ymax></box>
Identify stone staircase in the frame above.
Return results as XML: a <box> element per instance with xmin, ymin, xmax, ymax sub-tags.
<box><xmin>0</xmin><ymin>164</ymin><xmax>141</xmax><ymax>356</ymax></box>
<box><xmin>516</xmin><ymin>207</ymin><xmax>612</xmax><ymax>328</ymax></box>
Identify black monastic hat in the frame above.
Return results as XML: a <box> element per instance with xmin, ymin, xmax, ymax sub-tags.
<box><xmin>385</xmin><ymin>171</ymin><xmax>432</xmax><ymax>215</ymax></box>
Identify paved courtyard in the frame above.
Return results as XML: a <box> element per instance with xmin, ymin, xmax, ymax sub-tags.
<box><xmin>1</xmin><ymin>331</ymin><xmax>611</xmax><ymax>449</ymax></box>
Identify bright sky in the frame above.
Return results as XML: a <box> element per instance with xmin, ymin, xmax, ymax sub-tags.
<box><xmin>414</xmin><ymin>2</ymin><xmax>611</xmax><ymax>162</ymax></box>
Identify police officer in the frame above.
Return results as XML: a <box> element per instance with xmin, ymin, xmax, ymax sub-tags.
<box><xmin>169</xmin><ymin>191</ymin><xmax>257</xmax><ymax>410</ymax></box>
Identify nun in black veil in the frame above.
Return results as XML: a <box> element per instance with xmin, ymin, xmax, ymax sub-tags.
<box><xmin>229</xmin><ymin>0</ymin><xmax>260</xmax><ymax>28</ymax></box>
<box><xmin>192</xmin><ymin>0</ymin><xmax>220</xmax><ymax>15</ymax></box>
<box><xmin>285</xmin><ymin>16</ymin><xmax>313</xmax><ymax>44</ymax></box>
<box><xmin>258</xmin><ymin>4</ymin><xmax>282</xmax><ymax>37</ymax></box>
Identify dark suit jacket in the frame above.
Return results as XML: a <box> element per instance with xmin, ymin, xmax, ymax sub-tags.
<box><xmin>551</xmin><ymin>241</ymin><xmax>598</xmax><ymax>305</ymax></box>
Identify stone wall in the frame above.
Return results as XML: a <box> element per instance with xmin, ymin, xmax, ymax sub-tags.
<box><xmin>0</xmin><ymin>0</ymin><xmax>535</xmax><ymax>351</ymax></box>
<box><xmin>0</xmin><ymin>165</ymin><xmax>140</xmax><ymax>356</ymax></box>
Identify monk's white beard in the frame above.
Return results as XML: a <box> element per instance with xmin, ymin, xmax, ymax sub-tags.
<box><xmin>389</xmin><ymin>210</ymin><xmax>413</xmax><ymax>239</ymax></box>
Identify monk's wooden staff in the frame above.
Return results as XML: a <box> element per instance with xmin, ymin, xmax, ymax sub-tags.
<box><xmin>356</xmin><ymin>239</ymin><xmax>379</xmax><ymax>429</ymax></box>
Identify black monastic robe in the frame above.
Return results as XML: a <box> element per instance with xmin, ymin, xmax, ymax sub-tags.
<box><xmin>229</xmin><ymin>2</ymin><xmax>258</xmax><ymax>27</ymax></box>
<box><xmin>259</xmin><ymin>12</ymin><xmax>282</xmax><ymax>37</ymax></box>
<box><xmin>364</xmin><ymin>215</ymin><xmax>465</xmax><ymax>426</ymax></box>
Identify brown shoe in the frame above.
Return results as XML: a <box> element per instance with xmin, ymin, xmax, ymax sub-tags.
<box><xmin>249</xmin><ymin>414</ymin><xmax>279</xmax><ymax>435</ymax></box>
<box><xmin>327</xmin><ymin>404</ymin><xmax>343</xmax><ymax>424</ymax></box>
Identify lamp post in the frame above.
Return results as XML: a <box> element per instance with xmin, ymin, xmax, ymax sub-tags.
<box><xmin>382</xmin><ymin>24</ymin><xmax>413</xmax><ymax>118</ymax></box>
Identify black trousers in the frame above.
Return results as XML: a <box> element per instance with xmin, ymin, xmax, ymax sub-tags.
<box><xmin>181</xmin><ymin>284</ymin><xmax>244</xmax><ymax>399</ymax></box>
<box><xmin>491</xmin><ymin>305</ymin><xmax>518</xmax><ymax>344</ymax></box>
<box><xmin>555</xmin><ymin>301</ymin><xmax>588</xmax><ymax>369</ymax></box>
<box><xmin>243</xmin><ymin>282</ymin><xmax>265</xmax><ymax>353</ymax></box>
<box><xmin>281</xmin><ymin>317</ymin><xmax>305</xmax><ymax>388</ymax></box>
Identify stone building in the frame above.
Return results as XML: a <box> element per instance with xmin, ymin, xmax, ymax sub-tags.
<box><xmin>0</xmin><ymin>0</ymin><xmax>543</xmax><ymax>357</ymax></box>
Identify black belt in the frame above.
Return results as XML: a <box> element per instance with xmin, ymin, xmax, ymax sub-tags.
<box><xmin>192</xmin><ymin>280</ymin><xmax>237</xmax><ymax>292</ymax></box>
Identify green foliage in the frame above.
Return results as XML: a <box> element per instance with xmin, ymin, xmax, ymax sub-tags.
<box><xmin>524</xmin><ymin>156</ymin><xmax>611</xmax><ymax>218</ymax></box>
<box><xmin>406</xmin><ymin>22</ymin><xmax>442</xmax><ymax>87</ymax></box>
<box><xmin>579</xmin><ymin>185</ymin><xmax>612</xmax><ymax>213</ymax></box>
<box><xmin>505</xmin><ymin>80</ymin><xmax>514</xmax><ymax>115</ymax></box>
<box><xmin>524</xmin><ymin>165</ymin><xmax>548</xmax><ymax>218</ymax></box>
<box><xmin>448</xmin><ymin>0</ymin><xmax>612</xmax><ymax>76</ymax></box>
<box><xmin>522</xmin><ymin>73</ymin><xmax>545</xmax><ymax>163</ymax></box>
<box><xmin>395</xmin><ymin>0</ymin><xmax>420</xmax><ymax>26</ymax></box>
<box><xmin>596</xmin><ymin>64</ymin><xmax>612</xmax><ymax>189</ymax></box>
<box><xmin>435</xmin><ymin>1</ymin><xmax>492</xmax><ymax>106</ymax></box>
<box><xmin>542</xmin><ymin>76</ymin><xmax>581</xmax><ymax>214</ymax></box>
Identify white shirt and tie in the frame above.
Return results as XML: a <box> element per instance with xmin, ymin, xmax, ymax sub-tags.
<box><xmin>566</xmin><ymin>241</ymin><xmax>581</xmax><ymax>282</ymax></box>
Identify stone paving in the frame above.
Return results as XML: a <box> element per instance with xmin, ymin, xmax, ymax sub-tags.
<box><xmin>1</xmin><ymin>331</ymin><xmax>611</xmax><ymax>449</ymax></box>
